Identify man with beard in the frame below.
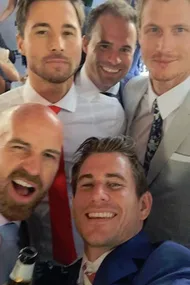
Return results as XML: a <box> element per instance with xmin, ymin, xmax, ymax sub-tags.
<box><xmin>123</xmin><ymin>0</ymin><xmax>190</xmax><ymax>248</ymax></box>
<box><xmin>0</xmin><ymin>103</ymin><xmax>63</xmax><ymax>285</ymax></box>
<box><xmin>0</xmin><ymin>0</ymin><xmax>126</xmax><ymax>265</ymax></box>
<box><xmin>75</xmin><ymin>0</ymin><xmax>137</xmax><ymax>104</ymax></box>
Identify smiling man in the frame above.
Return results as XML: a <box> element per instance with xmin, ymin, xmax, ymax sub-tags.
<box><xmin>123</xmin><ymin>0</ymin><xmax>190</xmax><ymax>248</ymax></box>
<box><xmin>33</xmin><ymin>136</ymin><xmax>190</xmax><ymax>285</ymax></box>
<box><xmin>0</xmin><ymin>103</ymin><xmax>63</xmax><ymax>285</ymax></box>
<box><xmin>75</xmin><ymin>0</ymin><xmax>137</xmax><ymax>103</ymax></box>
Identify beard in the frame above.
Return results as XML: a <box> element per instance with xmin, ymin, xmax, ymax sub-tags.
<box><xmin>0</xmin><ymin>168</ymin><xmax>46</xmax><ymax>221</ymax></box>
<box><xmin>29</xmin><ymin>56</ymin><xmax>80</xmax><ymax>84</ymax></box>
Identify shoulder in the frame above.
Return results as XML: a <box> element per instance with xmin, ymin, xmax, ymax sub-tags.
<box><xmin>122</xmin><ymin>75</ymin><xmax>148</xmax><ymax>112</ymax></box>
<box><xmin>0</xmin><ymin>85</ymin><xmax>24</xmax><ymax>111</ymax></box>
<box><xmin>123</xmin><ymin>75</ymin><xmax>148</xmax><ymax>94</ymax></box>
<box><xmin>136</xmin><ymin>241</ymin><xmax>190</xmax><ymax>285</ymax></box>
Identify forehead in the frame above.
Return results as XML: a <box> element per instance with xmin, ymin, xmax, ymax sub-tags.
<box><xmin>141</xmin><ymin>0</ymin><xmax>190</xmax><ymax>26</ymax></box>
<box><xmin>91</xmin><ymin>13</ymin><xmax>136</xmax><ymax>44</ymax></box>
<box><xmin>78</xmin><ymin>152</ymin><xmax>133</xmax><ymax>178</ymax></box>
<box><xmin>1</xmin><ymin>112</ymin><xmax>62</xmax><ymax>150</ymax></box>
<box><xmin>25</xmin><ymin>0</ymin><xmax>80</xmax><ymax>29</ymax></box>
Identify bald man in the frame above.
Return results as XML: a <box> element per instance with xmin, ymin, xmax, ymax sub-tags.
<box><xmin>0</xmin><ymin>103</ymin><xmax>63</xmax><ymax>285</ymax></box>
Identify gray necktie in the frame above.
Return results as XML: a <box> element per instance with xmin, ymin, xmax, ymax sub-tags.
<box><xmin>144</xmin><ymin>99</ymin><xmax>163</xmax><ymax>175</ymax></box>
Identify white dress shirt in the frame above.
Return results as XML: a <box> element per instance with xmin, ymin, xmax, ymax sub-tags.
<box><xmin>0</xmin><ymin>78</ymin><xmax>126</xmax><ymax>259</ymax></box>
<box><xmin>130</xmin><ymin>76</ymin><xmax>190</xmax><ymax>164</ymax></box>
<box><xmin>78</xmin><ymin>251</ymin><xmax>112</xmax><ymax>285</ymax></box>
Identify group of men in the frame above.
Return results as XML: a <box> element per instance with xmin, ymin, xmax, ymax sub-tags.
<box><xmin>1</xmin><ymin>0</ymin><xmax>190</xmax><ymax>284</ymax></box>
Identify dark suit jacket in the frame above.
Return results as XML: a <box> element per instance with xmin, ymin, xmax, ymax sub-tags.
<box><xmin>33</xmin><ymin>231</ymin><xmax>190</xmax><ymax>285</ymax></box>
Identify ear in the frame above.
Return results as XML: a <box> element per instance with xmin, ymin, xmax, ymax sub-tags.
<box><xmin>139</xmin><ymin>191</ymin><xmax>152</xmax><ymax>221</ymax></box>
<box><xmin>82</xmin><ymin>35</ymin><xmax>90</xmax><ymax>54</ymax></box>
<box><xmin>17</xmin><ymin>33</ymin><xmax>26</xmax><ymax>56</ymax></box>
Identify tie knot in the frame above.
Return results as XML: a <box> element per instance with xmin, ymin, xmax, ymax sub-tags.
<box><xmin>83</xmin><ymin>262</ymin><xmax>96</xmax><ymax>284</ymax></box>
<box><xmin>152</xmin><ymin>98</ymin><xmax>159</xmax><ymax>113</ymax></box>
<box><xmin>49</xmin><ymin>105</ymin><xmax>61</xmax><ymax>114</ymax></box>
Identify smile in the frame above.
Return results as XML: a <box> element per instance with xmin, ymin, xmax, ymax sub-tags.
<box><xmin>12</xmin><ymin>179</ymin><xmax>36</xmax><ymax>196</ymax></box>
<box><xmin>101</xmin><ymin>66</ymin><xmax>120</xmax><ymax>73</ymax></box>
<box><xmin>86</xmin><ymin>212</ymin><xmax>116</xmax><ymax>219</ymax></box>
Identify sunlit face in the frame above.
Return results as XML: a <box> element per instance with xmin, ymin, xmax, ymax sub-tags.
<box><xmin>17</xmin><ymin>0</ymin><xmax>82</xmax><ymax>84</ymax></box>
<box><xmin>73</xmin><ymin>152</ymin><xmax>151</xmax><ymax>250</ymax></box>
<box><xmin>83</xmin><ymin>13</ymin><xmax>137</xmax><ymax>91</ymax></box>
<box><xmin>0</xmin><ymin>111</ymin><xmax>62</xmax><ymax>221</ymax></box>
<box><xmin>139</xmin><ymin>0</ymin><xmax>190</xmax><ymax>86</ymax></box>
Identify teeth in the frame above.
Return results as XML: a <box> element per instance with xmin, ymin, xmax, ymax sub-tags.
<box><xmin>88</xmin><ymin>212</ymin><xmax>115</xmax><ymax>218</ymax></box>
<box><xmin>13</xmin><ymin>179</ymin><xmax>33</xmax><ymax>188</ymax></box>
<box><xmin>102</xmin><ymin>66</ymin><xmax>119</xmax><ymax>73</ymax></box>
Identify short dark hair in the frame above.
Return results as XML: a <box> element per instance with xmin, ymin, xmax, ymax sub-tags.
<box><xmin>71</xmin><ymin>136</ymin><xmax>148</xmax><ymax>197</ymax></box>
<box><xmin>16</xmin><ymin>0</ymin><xmax>85</xmax><ymax>37</ymax></box>
<box><xmin>85</xmin><ymin>0</ymin><xmax>137</xmax><ymax>39</ymax></box>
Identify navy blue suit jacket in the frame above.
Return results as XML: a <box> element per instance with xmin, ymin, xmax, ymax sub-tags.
<box><xmin>33</xmin><ymin>231</ymin><xmax>190</xmax><ymax>285</ymax></box>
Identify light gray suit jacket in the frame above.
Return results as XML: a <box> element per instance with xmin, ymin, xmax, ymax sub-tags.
<box><xmin>123</xmin><ymin>76</ymin><xmax>190</xmax><ymax>247</ymax></box>
<box><xmin>0</xmin><ymin>224</ymin><xmax>19</xmax><ymax>285</ymax></box>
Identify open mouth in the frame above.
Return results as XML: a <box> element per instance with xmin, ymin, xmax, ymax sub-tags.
<box><xmin>9</xmin><ymin>179</ymin><xmax>37</xmax><ymax>203</ymax></box>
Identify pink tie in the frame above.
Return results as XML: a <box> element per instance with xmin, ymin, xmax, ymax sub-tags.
<box><xmin>83</xmin><ymin>263</ymin><xmax>96</xmax><ymax>284</ymax></box>
<box><xmin>49</xmin><ymin>105</ymin><xmax>77</xmax><ymax>264</ymax></box>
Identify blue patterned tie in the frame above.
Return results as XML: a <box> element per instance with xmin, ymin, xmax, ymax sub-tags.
<box><xmin>144</xmin><ymin>99</ymin><xmax>163</xmax><ymax>175</ymax></box>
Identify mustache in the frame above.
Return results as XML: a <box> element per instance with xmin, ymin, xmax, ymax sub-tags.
<box><xmin>43</xmin><ymin>53</ymin><xmax>69</xmax><ymax>62</ymax></box>
<box><xmin>9</xmin><ymin>168</ymin><xmax>43</xmax><ymax>188</ymax></box>
<box><xmin>152</xmin><ymin>53</ymin><xmax>177</xmax><ymax>61</ymax></box>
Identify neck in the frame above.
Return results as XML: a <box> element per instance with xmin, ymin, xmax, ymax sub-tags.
<box><xmin>151</xmin><ymin>74</ymin><xmax>189</xmax><ymax>96</ymax></box>
<box><xmin>84</xmin><ymin>64</ymin><xmax>112</xmax><ymax>92</ymax></box>
<box><xmin>28</xmin><ymin>71</ymin><xmax>73</xmax><ymax>103</ymax></box>
<box><xmin>84</xmin><ymin>245</ymin><xmax>112</xmax><ymax>262</ymax></box>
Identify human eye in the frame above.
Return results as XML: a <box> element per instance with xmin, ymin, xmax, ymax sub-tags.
<box><xmin>35</xmin><ymin>30</ymin><xmax>48</xmax><ymax>36</ymax></box>
<box><xmin>145</xmin><ymin>25</ymin><xmax>159</xmax><ymax>34</ymax></box>
<box><xmin>43</xmin><ymin>152</ymin><xmax>57</xmax><ymax>160</ymax></box>
<box><xmin>11</xmin><ymin>144</ymin><xmax>27</xmax><ymax>151</ymax></box>
<box><xmin>173</xmin><ymin>26</ymin><xmax>186</xmax><ymax>34</ymax></box>
<box><xmin>107</xmin><ymin>181</ymin><xmax>123</xmax><ymax>190</ymax></box>
<box><xmin>62</xmin><ymin>30</ymin><xmax>74</xmax><ymax>36</ymax></box>
<box><xmin>120</xmin><ymin>46</ymin><xmax>132</xmax><ymax>53</ymax></box>
<box><xmin>99</xmin><ymin>43</ymin><xmax>110</xmax><ymax>50</ymax></box>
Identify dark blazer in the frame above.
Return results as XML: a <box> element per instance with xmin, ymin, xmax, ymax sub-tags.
<box><xmin>33</xmin><ymin>231</ymin><xmax>190</xmax><ymax>285</ymax></box>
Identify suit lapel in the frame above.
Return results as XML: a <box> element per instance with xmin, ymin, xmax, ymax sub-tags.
<box><xmin>147</xmin><ymin>91</ymin><xmax>190</xmax><ymax>185</ymax></box>
<box><xmin>123</xmin><ymin>76</ymin><xmax>148</xmax><ymax>133</ymax></box>
<box><xmin>94</xmin><ymin>231</ymin><xmax>154</xmax><ymax>285</ymax></box>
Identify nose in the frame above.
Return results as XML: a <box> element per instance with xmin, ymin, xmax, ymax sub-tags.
<box><xmin>49</xmin><ymin>35</ymin><xmax>65</xmax><ymax>52</ymax></box>
<box><xmin>156</xmin><ymin>31</ymin><xmax>173</xmax><ymax>53</ymax></box>
<box><xmin>107</xmin><ymin>50</ymin><xmax>122</xmax><ymax>65</ymax></box>
<box><xmin>91</xmin><ymin>183</ymin><xmax>109</xmax><ymax>203</ymax></box>
<box><xmin>20</xmin><ymin>153</ymin><xmax>42</xmax><ymax>176</ymax></box>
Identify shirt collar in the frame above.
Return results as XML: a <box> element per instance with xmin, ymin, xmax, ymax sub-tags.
<box><xmin>77</xmin><ymin>65</ymin><xmax>120</xmax><ymax>98</ymax></box>
<box><xmin>23</xmin><ymin>79</ymin><xmax>78</xmax><ymax>112</ymax></box>
<box><xmin>78</xmin><ymin>250</ymin><xmax>112</xmax><ymax>284</ymax></box>
<box><xmin>0</xmin><ymin>214</ymin><xmax>20</xmax><ymax>227</ymax></box>
<box><xmin>148</xmin><ymin>76</ymin><xmax>190</xmax><ymax>119</ymax></box>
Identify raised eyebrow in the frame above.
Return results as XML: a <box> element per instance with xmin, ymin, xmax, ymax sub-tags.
<box><xmin>106</xmin><ymin>173</ymin><xmax>127</xmax><ymax>182</ymax></box>
<box><xmin>8</xmin><ymin>138</ymin><xmax>30</xmax><ymax>147</ymax></box>
<box><xmin>78</xmin><ymin>174</ymin><xmax>93</xmax><ymax>182</ymax></box>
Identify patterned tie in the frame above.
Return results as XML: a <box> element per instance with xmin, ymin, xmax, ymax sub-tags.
<box><xmin>48</xmin><ymin>105</ymin><xmax>77</xmax><ymax>264</ymax></box>
<box><xmin>144</xmin><ymin>99</ymin><xmax>163</xmax><ymax>175</ymax></box>
<box><xmin>83</xmin><ymin>263</ymin><xmax>96</xmax><ymax>284</ymax></box>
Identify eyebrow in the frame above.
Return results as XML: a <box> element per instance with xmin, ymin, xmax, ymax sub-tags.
<box><xmin>32</xmin><ymin>22</ymin><xmax>77</xmax><ymax>31</ymax></box>
<box><xmin>77</xmin><ymin>173</ymin><xmax>127</xmax><ymax>182</ymax></box>
<box><xmin>106</xmin><ymin>173</ymin><xmax>127</xmax><ymax>182</ymax></box>
<box><xmin>8</xmin><ymin>138</ymin><xmax>30</xmax><ymax>147</ymax></box>
<box><xmin>8</xmin><ymin>138</ymin><xmax>61</xmax><ymax>156</ymax></box>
